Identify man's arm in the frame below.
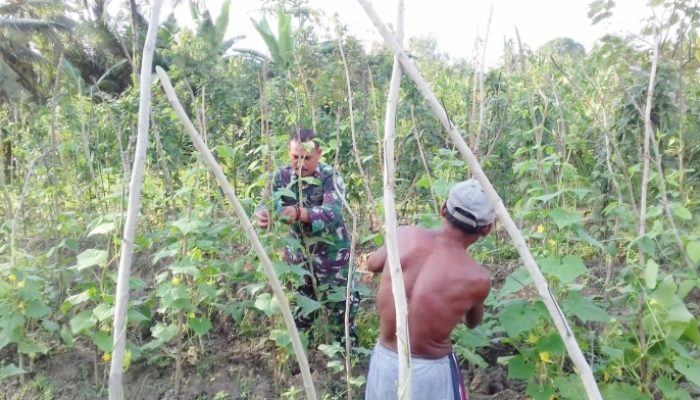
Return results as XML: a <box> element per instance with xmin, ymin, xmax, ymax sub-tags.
<box><xmin>304</xmin><ymin>172</ymin><xmax>345</xmax><ymax>234</ymax></box>
<box><xmin>366</xmin><ymin>245</ymin><xmax>387</xmax><ymax>273</ymax></box>
<box><xmin>464</xmin><ymin>275</ymin><xmax>491</xmax><ymax>329</ymax></box>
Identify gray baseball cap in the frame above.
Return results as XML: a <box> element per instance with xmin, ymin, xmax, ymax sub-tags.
<box><xmin>446</xmin><ymin>179</ymin><xmax>496</xmax><ymax>227</ymax></box>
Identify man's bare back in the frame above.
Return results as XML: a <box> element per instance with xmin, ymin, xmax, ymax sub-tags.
<box><xmin>367</xmin><ymin>225</ymin><xmax>491</xmax><ymax>359</ymax></box>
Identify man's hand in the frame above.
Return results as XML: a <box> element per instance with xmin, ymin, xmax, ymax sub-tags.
<box><xmin>255</xmin><ymin>208</ymin><xmax>271</xmax><ymax>228</ymax></box>
<box><xmin>279</xmin><ymin>206</ymin><xmax>299</xmax><ymax>224</ymax></box>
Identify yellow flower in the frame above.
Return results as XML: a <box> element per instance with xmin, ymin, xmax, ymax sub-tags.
<box><xmin>539</xmin><ymin>351</ymin><xmax>552</xmax><ymax>364</ymax></box>
<box><xmin>171</xmin><ymin>276</ymin><xmax>181</xmax><ymax>286</ymax></box>
<box><xmin>537</xmin><ymin>224</ymin><xmax>545</xmax><ymax>233</ymax></box>
<box><xmin>188</xmin><ymin>312</ymin><xmax>196</xmax><ymax>320</ymax></box>
<box><xmin>548</xmin><ymin>239</ymin><xmax>557</xmax><ymax>247</ymax></box>
<box><xmin>102</xmin><ymin>352</ymin><xmax>111</xmax><ymax>362</ymax></box>
<box><xmin>17</xmin><ymin>281</ymin><xmax>25</xmax><ymax>288</ymax></box>
<box><xmin>8</xmin><ymin>273</ymin><xmax>16</xmax><ymax>283</ymax></box>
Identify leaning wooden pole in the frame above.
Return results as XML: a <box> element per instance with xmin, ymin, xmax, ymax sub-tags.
<box><xmin>109</xmin><ymin>1</ymin><xmax>162</xmax><ymax>399</ymax></box>
<box><xmin>355</xmin><ymin>1</ymin><xmax>603</xmax><ymax>399</ymax></box>
<box><xmin>155</xmin><ymin>66</ymin><xmax>317</xmax><ymax>400</ymax></box>
<box><xmin>382</xmin><ymin>0</ymin><xmax>411</xmax><ymax>398</ymax></box>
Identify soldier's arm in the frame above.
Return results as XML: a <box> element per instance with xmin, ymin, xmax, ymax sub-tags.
<box><xmin>305</xmin><ymin>172</ymin><xmax>345</xmax><ymax>233</ymax></box>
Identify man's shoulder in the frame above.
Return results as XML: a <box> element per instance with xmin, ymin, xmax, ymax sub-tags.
<box><xmin>317</xmin><ymin>162</ymin><xmax>339</xmax><ymax>176</ymax></box>
<box><xmin>274</xmin><ymin>165</ymin><xmax>294</xmax><ymax>180</ymax></box>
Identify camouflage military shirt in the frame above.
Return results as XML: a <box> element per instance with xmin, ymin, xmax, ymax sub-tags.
<box><xmin>271</xmin><ymin>162</ymin><xmax>350</xmax><ymax>285</ymax></box>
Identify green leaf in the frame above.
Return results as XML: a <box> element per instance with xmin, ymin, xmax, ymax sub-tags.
<box><xmin>673</xmin><ymin>357</ymin><xmax>700</xmax><ymax>388</ymax></box>
<box><xmin>295</xmin><ymin>294</ymin><xmax>321</xmax><ymax>317</ymax></box>
<box><xmin>187</xmin><ymin>318</ymin><xmax>212</xmax><ymax>336</ymax></box>
<box><xmin>553</xmin><ymin>375</ymin><xmax>585</xmax><ymax>400</ymax></box>
<box><xmin>92</xmin><ymin>303</ymin><xmax>114</xmax><ymax>321</ymax></box>
<box><xmin>88</xmin><ymin>222</ymin><xmax>115</xmax><ymax>237</ymax></box>
<box><xmin>172</xmin><ymin>217</ymin><xmax>207</xmax><ymax>236</ymax></box>
<box><xmin>415</xmin><ymin>174</ymin><xmax>431</xmax><ymax>190</ymax></box>
<box><xmin>686</xmin><ymin>241</ymin><xmax>700</xmax><ymax>265</ymax></box>
<box><xmin>69</xmin><ymin>249</ymin><xmax>108</xmax><ymax>271</ymax></box>
<box><xmin>538</xmin><ymin>255</ymin><xmax>587</xmax><ymax>283</ymax></box>
<box><xmin>18</xmin><ymin>339</ymin><xmax>48</xmax><ymax>354</ymax></box>
<box><xmin>498</xmin><ymin>301</ymin><xmax>543</xmax><ymax>337</ymax></box>
<box><xmin>499</xmin><ymin>267</ymin><xmax>532</xmax><ymax>297</ymax></box>
<box><xmin>670</xmin><ymin>203</ymin><xmax>692</xmax><ymax>220</ymax></box>
<box><xmin>0</xmin><ymin>364</ymin><xmax>25</xmax><ymax>379</ymax></box>
<box><xmin>644</xmin><ymin>259</ymin><xmax>659</xmax><ymax>290</ymax></box>
<box><xmin>254</xmin><ymin>293</ymin><xmax>278</xmax><ymax>317</ymax></box>
<box><xmin>70</xmin><ymin>310</ymin><xmax>97</xmax><ymax>334</ymax></box>
<box><xmin>151</xmin><ymin>323</ymin><xmax>178</xmax><ymax>342</ymax></box>
<box><xmin>526</xmin><ymin>382</ymin><xmax>555</xmax><ymax>400</ymax></box>
<box><xmin>25</xmin><ymin>300</ymin><xmax>51</xmax><ymax>319</ymax></box>
<box><xmin>562</xmin><ymin>292</ymin><xmax>610</xmax><ymax>322</ymax></box>
<box><xmin>548</xmin><ymin>208</ymin><xmax>582</xmax><ymax>229</ymax></box>
<box><xmin>534</xmin><ymin>333</ymin><xmax>565</xmax><ymax>354</ymax></box>
<box><xmin>656</xmin><ymin>376</ymin><xmax>693</xmax><ymax>400</ymax></box>
<box><xmin>600</xmin><ymin>383</ymin><xmax>646</xmax><ymax>400</ymax></box>
<box><xmin>508</xmin><ymin>356</ymin><xmax>535</xmax><ymax>379</ymax></box>
<box><xmin>64</xmin><ymin>290</ymin><xmax>93</xmax><ymax>306</ymax></box>
<box><xmin>93</xmin><ymin>331</ymin><xmax>112</xmax><ymax>352</ymax></box>
<box><xmin>60</xmin><ymin>325</ymin><xmax>73</xmax><ymax>347</ymax></box>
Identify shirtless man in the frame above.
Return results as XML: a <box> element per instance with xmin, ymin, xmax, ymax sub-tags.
<box><xmin>365</xmin><ymin>178</ymin><xmax>495</xmax><ymax>400</ymax></box>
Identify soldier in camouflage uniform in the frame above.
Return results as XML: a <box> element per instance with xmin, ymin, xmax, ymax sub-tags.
<box><xmin>255</xmin><ymin>128</ymin><xmax>359</xmax><ymax>343</ymax></box>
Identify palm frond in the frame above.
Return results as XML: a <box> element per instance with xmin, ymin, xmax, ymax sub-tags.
<box><xmin>0</xmin><ymin>16</ymin><xmax>71</xmax><ymax>32</ymax></box>
<box><xmin>214</xmin><ymin>0</ymin><xmax>231</xmax><ymax>46</ymax></box>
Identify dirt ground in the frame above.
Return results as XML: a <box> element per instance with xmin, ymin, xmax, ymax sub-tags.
<box><xmin>0</xmin><ymin>326</ymin><xmax>523</xmax><ymax>400</ymax></box>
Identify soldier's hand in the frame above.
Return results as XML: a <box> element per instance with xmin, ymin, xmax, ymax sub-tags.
<box><xmin>279</xmin><ymin>206</ymin><xmax>299</xmax><ymax>224</ymax></box>
<box><xmin>255</xmin><ymin>208</ymin><xmax>271</xmax><ymax>228</ymax></box>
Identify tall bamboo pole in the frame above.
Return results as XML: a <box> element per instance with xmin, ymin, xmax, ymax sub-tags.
<box><xmin>108</xmin><ymin>2</ymin><xmax>162</xmax><ymax>399</ymax></box>
<box><xmin>381</xmin><ymin>0</ymin><xmax>412</xmax><ymax>398</ymax></box>
<box><xmin>156</xmin><ymin>66</ymin><xmax>317</xmax><ymax>400</ymax></box>
<box><xmin>356</xmin><ymin>1</ymin><xmax>602</xmax><ymax>398</ymax></box>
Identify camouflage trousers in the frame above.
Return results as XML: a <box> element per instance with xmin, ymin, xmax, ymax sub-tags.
<box><xmin>295</xmin><ymin>272</ymin><xmax>360</xmax><ymax>345</ymax></box>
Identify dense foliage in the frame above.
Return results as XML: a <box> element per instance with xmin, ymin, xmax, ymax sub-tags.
<box><xmin>1</xmin><ymin>0</ymin><xmax>699</xmax><ymax>399</ymax></box>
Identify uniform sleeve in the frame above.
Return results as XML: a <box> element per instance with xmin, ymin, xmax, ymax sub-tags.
<box><xmin>308</xmin><ymin>171</ymin><xmax>345</xmax><ymax>234</ymax></box>
<box><xmin>256</xmin><ymin>169</ymin><xmax>285</xmax><ymax>213</ymax></box>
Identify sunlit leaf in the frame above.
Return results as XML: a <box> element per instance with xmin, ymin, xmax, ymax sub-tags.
<box><xmin>69</xmin><ymin>249</ymin><xmax>108</xmax><ymax>271</ymax></box>
<box><xmin>644</xmin><ymin>259</ymin><xmax>659</xmax><ymax>290</ymax></box>
<box><xmin>254</xmin><ymin>293</ymin><xmax>278</xmax><ymax>317</ymax></box>
<box><xmin>88</xmin><ymin>222</ymin><xmax>115</xmax><ymax>237</ymax></box>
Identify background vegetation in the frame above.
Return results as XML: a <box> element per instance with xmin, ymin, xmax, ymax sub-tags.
<box><xmin>1</xmin><ymin>0</ymin><xmax>699</xmax><ymax>399</ymax></box>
